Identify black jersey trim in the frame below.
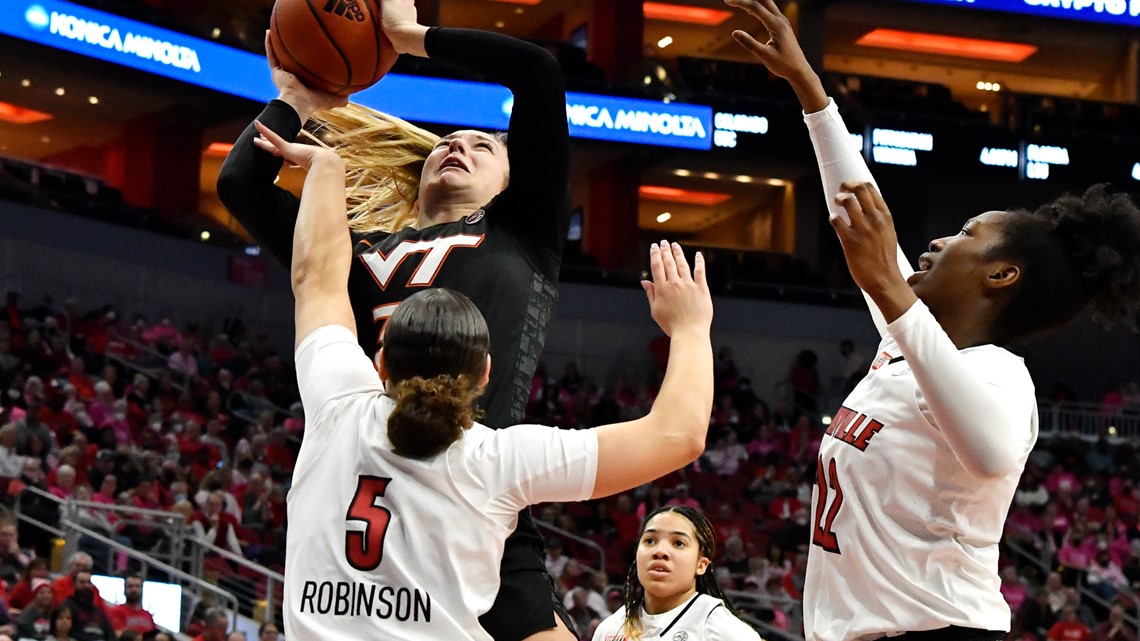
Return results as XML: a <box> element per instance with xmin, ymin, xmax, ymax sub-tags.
<box><xmin>888</xmin><ymin>355</ymin><xmax>906</xmax><ymax>365</ymax></box>
<box><xmin>659</xmin><ymin>595</ymin><xmax>700</xmax><ymax>637</ymax></box>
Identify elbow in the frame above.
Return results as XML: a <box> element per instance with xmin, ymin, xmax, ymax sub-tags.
<box><xmin>682</xmin><ymin>432</ymin><xmax>706</xmax><ymax>464</ymax></box>
<box><xmin>965</xmin><ymin>455</ymin><xmax>1021</xmax><ymax>481</ymax></box>
<box><xmin>215</xmin><ymin>167</ymin><xmax>245</xmax><ymax>210</ymax></box>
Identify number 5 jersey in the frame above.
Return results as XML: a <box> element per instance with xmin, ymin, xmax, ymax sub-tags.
<box><xmin>286</xmin><ymin>325</ymin><xmax>598</xmax><ymax>641</ymax></box>
<box><xmin>800</xmin><ymin>100</ymin><xmax>1038</xmax><ymax>641</ymax></box>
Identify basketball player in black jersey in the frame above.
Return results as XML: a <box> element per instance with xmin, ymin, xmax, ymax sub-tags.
<box><xmin>216</xmin><ymin>0</ymin><xmax>574</xmax><ymax>638</ymax></box>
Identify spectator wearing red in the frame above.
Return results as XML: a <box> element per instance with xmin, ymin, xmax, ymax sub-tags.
<box><xmin>999</xmin><ymin>566</ymin><xmax>1028</xmax><ymax>614</ymax></box>
<box><xmin>7</xmin><ymin>557</ymin><xmax>49</xmax><ymax>610</ymax></box>
<box><xmin>51</xmin><ymin>552</ymin><xmax>103</xmax><ymax>607</ymax></box>
<box><xmin>179</xmin><ymin>422</ymin><xmax>219</xmax><ymax>479</ymax></box>
<box><xmin>193</xmin><ymin>491</ymin><xmax>243</xmax><ymax>556</ymax></box>
<box><xmin>665</xmin><ymin>484</ymin><xmax>700</xmax><ymax>511</ymax></box>
<box><xmin>1047</xmin><ymin>605</ymin><xmax>1091</xmax><ymax>641</ymax></box>
<box><xmin>108</xmin><ymin>575</ymin><xmax>155</xmax><ymax>636</ymax></box>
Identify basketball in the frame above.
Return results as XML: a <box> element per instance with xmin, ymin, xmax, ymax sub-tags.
<box><xmin>269</xmin><ymin>0</ymin><xmax>399</xmax><ymax>96</ymax></box>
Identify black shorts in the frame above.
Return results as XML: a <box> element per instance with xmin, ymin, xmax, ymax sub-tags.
<box><xmin>893</xmin><ymin>627</ymin><xmax>1006</xmax><ymax>641</ymax></box>
<box><xmin>479</xmin><ymin>509</ymin><xmax>576</xmax><ymax>641</ymax></box>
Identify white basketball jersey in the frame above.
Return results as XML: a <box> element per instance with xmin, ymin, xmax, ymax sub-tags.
<box><xmin>286</xmin><ymin>325</ymin><xmax>599</xmax><ymax>641</ymax></box>
<box><xmin>802</xmin><ymin>306</ymin><xmax>1037</xmax><ymax>640</ymax></box>
<box><xmin>592</xmin><ymin>594</ymin><xmax>762</xmax><ymax>641</ymax></box>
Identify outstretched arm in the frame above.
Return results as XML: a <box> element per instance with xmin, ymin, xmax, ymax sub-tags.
<box><xmin>383</xmin><ymin>0</ymin><xmax>571</xmax><ymax>256</ymax></box>
<box><xmin>216</xmin><ymin>33</ymin><xmax>348</xmax><ymax>268</ymax></box>
<box><xmin>727</xmin><ymin>0</ymin><xmax>912</xmax><ymax>335</ymax></box>
<box><xmin>251</xmin><ymin>122</ymin><xmax>355</xmax><ymax>347</ymax></box>
<box><xmin>590</xmin><ymin>242</ymin><xmax>715</xmax><ymax>498</ymax></box>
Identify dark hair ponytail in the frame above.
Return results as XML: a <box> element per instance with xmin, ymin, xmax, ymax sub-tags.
<box><xmin>992</xmin><ymin>184</ymin><xmax>1140</xmax><ymax>340</ymax></box>
<box><xmin>388</xmin><ymin>375</ymin><xmax>483</xmax><ymax>458</ymax></box>
<box><xmin>381</xmin><ymin>289</ymin><xmax>490</xmax><ymax>459</ymax></box>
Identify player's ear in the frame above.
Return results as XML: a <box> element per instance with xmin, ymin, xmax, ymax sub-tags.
<box><xmin>477</xmin><ymin>355</ymin><xmax>491</xmax><ymax>388</ymax></box>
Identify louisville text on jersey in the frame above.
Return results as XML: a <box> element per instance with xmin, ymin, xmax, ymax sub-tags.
<box><xmin>824</xmin><ymin>406</ymin><xmax>884</xmax><ymax>452</ymax></box>
<box><xmin>298</xmin><ymin>580</ymin><xmax>431</xmax><ymax>623</ymax></box>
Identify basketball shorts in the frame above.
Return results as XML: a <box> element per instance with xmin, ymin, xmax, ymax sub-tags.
<box><xmin>479</xmin><ymin>508</ymin><xmax>576</xmax><ymax>641</ymax></box>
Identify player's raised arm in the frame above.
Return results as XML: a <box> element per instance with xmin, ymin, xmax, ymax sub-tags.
<box><xmin>590</xmin><ymin>242</ymin><xmax>715</xmax><ymax>498</ymax></box>
<box><xmin>727</xmin><ymin>0</ymin><xmax>913</xmax><ymax>334</ymax></box>
<box><xmin>251</xmin><ymin>122</ymin><xmax>355</xmax><ymax>347</ymax></box>
<box><xmin>382</xmin><ymin>0</ymin><xmax>571</xmax><ymax>256</ymax></box>
<box><xmin>216</xmin><ymin>33</ymin><xmax>348</xmax><ymax>268</ymax></box>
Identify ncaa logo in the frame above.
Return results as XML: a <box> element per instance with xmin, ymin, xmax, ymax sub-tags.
<box><xmin>465</xmin><ymin>209</ymin><xmax>486</xmax><ymax>225</ymax></box>
<box><xmin>672</xmin><ymin>633</ymin><xmax>689</xmax><ymax>641</ymax></box>
<box><xmin>25</xmin><ymin>5</ymin><xmax>50</xmax><ymax>30</ymax></box>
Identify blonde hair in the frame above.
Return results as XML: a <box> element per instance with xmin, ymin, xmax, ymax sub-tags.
<box><xmin>304</xmin><ymin>103</ymin><xmax>440</xmax><ymax>235</ymax></box>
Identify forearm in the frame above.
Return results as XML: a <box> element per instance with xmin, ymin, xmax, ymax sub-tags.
<box><xmin>217</xmin><ymin>101</ymin><xmax>304</xmax><ymax>266</ymax></box>
<box><xmin>648</xmin><ymin>329</ymin><xmax>714</xmax><ymax>453</ymax></box>
<box><xmin>291</xmin><ymin>155</ymin><xmax>350</xmax><ymax>293</ymax></box>
<box><xmin>805</xmin><ymin>98</ymin><xmax>913</xmax><ymax>330</ymax></box>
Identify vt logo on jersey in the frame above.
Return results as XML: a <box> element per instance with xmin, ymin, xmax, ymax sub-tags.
<box><xmin>359</xmin><ymin>234</ymin><xmax>484</xmax><ymax>291</ymax></box>
<box><xmin>824</xmin><ymin>406</ymin><xmax>884</xmax><ymax>452</ymax></box>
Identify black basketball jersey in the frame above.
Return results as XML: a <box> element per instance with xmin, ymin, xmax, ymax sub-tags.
<box><xmin>219</xmin><ymin>27</ymin><xmax>570</xmax><ymax>428</ymax></box>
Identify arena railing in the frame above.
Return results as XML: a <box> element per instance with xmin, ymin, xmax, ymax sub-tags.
<box><xmin>533</xmin><ymin>518</ymin><xmax>606</xmax><ymax>578</ymax></box>
<box><xmin>1037</xmin><ymin>401</ymin><xmax>1140</xmax><ymax>441</ymax></box>
<box><xmin>186</xmin><ymin>537</ymin><xmax>285</xmax><ymax>628</ymax></box>
<box><xmin>1004</xmin><ymin>528</ymin><xmax>1140</xmax><ymax>630</ymax></box>
<box><xmin>16</xmin><ymin>485</ymin><xmax>194</xmax><ymax>569</ymax></box>
<box><xmin>58</xmin><ymin>518</ymin><xmax>242</xmax><ymax>635</ymax></box>
<box><xmin>724</xmin><ymin>588</ymin><xmax>805</xmax><ymax>641</ymax></box>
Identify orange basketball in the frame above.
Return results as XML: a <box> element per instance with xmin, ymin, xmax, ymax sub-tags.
<box><xmin>269</xmin><ymin>0</ymin><xmax>398</xmax><ymax>97</ymax></box>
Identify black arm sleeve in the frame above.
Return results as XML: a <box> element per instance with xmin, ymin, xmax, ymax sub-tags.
<box><xmin>425</xmin><ymin>28</ymin><xmax>571</xmax><ymax>257</ymax></box>
<box><xmin>216</xmin><ymin>100</ymin><xmax>304</xmax><ymax>268</ymax></box>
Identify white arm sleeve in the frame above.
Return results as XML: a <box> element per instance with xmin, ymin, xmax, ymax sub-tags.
<box><xmin>473</xmin><ymin>425</ymin><xmax>599</xmax><ymax>520</ymax></box>
<box><xmin>804</xmin><ymin>99</ymin><xmax>915</xmax><ymax>336</ymax></box>
<box><xmin>294</xmin><ymin>325</ymin><xmax>383</xmax><ymax>431</ymax></box>
<box><xmin>887</xmin><ymin>301</ymin><xmax>1037</xmax><ymax>479</ymax></box>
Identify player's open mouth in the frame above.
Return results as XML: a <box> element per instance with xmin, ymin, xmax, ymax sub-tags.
<box><xmin>647</xmin><ymin>563</ymin><xmax>670</xmax><ymax>576</ymax></box>
<box><xmin>440</xmin><ymin>156</ymin><xmax>468</xmax><ymax>172</ymax></box>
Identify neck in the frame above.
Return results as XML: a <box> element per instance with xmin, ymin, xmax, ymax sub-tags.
<box><xmin>415</xmin><ymin>194</ymin><xmax>485</xmax><ymax>229</ymax></box>
<box><xmin>926</xmin><ymin>298</ymin><xmax>999</xmax><ymax>349</ymax></box>
<box><xmin>643</xmin><ymin>587</ymin><xmax>697</xmax><ymax>615</ymax></box>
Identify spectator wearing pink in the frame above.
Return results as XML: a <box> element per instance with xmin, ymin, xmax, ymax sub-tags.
<box><xmin>1043</xmin><ymin>501</ymin><xmax>1072</xmax><ymax>533</ymax></box>
<box><xmin>47</xmin><ymin>464</ymin><xmax>76</xmax><ymax>499</ymax></box>
<box><xmin>666</xmin><ymin>484</ymin><xmax>701</xmax><ymax>511</ymax></box>
<box><xmin>1005</xmin><ymin>504</ymin><xmax>1041</xmax><ymax>544</ymax></box>
<box><xmin>92</xmin><ymin>474</ymin><xmax>117</xmax><ymax>505</ymax></box>
<box><xmin>167</xmin><ymin>342</ymin><xmax>198</xmax><ymax>379</ymax></box>
<box><xmin>102</xmin><ymin>400</ymin><xmax>132</xmax><ymax>446</ymax></box>
<box><xmin>999</xmin><ymin>566</ymin><xmax>1028</xmax><ymax>614</ymax></box>
<box><xmin>86</xmin><ymin>381</ymin><xmax>116</xmax><ymax>429</ymax></box>
<box><xmin>747</xmin><ymin>423</ymin><xmax>784</xmax><ymax>461</ymax></box>
<box><xmin>1045</xmin><ymin>463</ymin><xmax>1079</xmax><ymax>494</ymax></box>
<box><xmin>1057</xmin><ymin>528</ymin><xmax>1098</xmax><ymax>573</ymax></box>
<box><xmin>142</xmin><ymin>315</ymin><xmax>181</xmax><ymax>351</ymax></box>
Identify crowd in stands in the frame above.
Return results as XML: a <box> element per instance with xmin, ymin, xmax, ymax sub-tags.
<box><xmin>0</xmin><ymin>289</ymin><xmax>1137</xmax><ymax>640</ymax></box>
